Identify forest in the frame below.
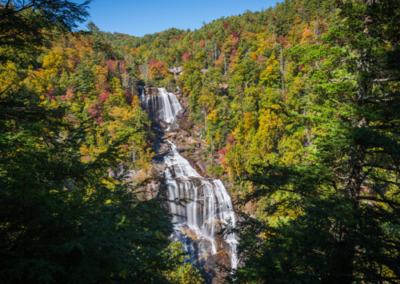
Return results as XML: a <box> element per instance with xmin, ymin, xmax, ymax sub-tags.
<box><xmin>1</xmin><ymin>0</ymin><xmax>400</xmax><ymax>283</ymax></box>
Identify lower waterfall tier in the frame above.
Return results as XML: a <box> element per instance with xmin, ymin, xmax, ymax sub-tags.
<box><xmin>164</xmin><ymin>141</ymin><xmax>238</xmax><ymax>269</ymax></box>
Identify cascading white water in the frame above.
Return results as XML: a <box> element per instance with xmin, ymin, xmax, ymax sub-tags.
<box><xmin>142</xmin><ymin>87</ymin><xmax>239</xmax><ymax>270</ymax></box>
<box><xmin>164</xmin><ymin>142</ymin><xmax>238</xmax><ymax>269</ymax></box>
<box><xmin>140</xmin><ymin>88</ymin><xmax>182</xmax><ymax>123</ymax></box>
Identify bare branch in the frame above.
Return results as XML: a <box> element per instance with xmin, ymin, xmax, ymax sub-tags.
<box><xmin>373</xmin><ymin>77</ymin><xmax>400</xmax><ymax>83</ymax></box>
<box><xmin>358</xmin><ymin>196</ymin><xmax>400</xmax><ymax>206</ymax></box>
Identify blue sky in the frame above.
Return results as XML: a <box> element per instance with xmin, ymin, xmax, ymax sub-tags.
<box><xmin>79</xmin><ymin>0</ymin><xmax>278</xmax><ymax>37</ymax></box>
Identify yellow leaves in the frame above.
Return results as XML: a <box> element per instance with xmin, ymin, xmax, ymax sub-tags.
<box><xmin>195</xmin><ymin>52</ymin><xmax>204</xmax><ymax>61</ymax></box>
<box><xmin>131</xmin><ymin>94</ymin><xmax>141</xmax><ymax>107</ymax></box>
<box><xmin>250</xmin><ymin>51</ymin><xmax>258</xmax><ymax>60</ymax></box>
<box><xmin>27</xmin><ymin>49</ymin><xmax>68</xmax><ymax>96</ymax></box>
<box><xmin>206</xmin><ymin>109</ymin><xmax>219</xmax><ymax>123</ymax></box>
<box><xmin>109</xmin><ymin>106</ymin><xmax>135</xmax><ymax>121</ymax></box>
<box><xmin>43</xmin><ymin>50</ymin><xmax>65</xmax><ymax>69</ymax></box>
<box><xmin>141</xmin><ymin>50</ymin><xmax>151</xmax><ymax>61</ymax></box>
<box><xmin>278</xmin><ymin>132</ymin><xmax>305</xmax><ymax>165</ymax></box>
<box><xmin>252</xmin><ymin>109</ymin><xmax>283</xmax><ymax>155</ymax></box>
<box><xmin>0</xmin><ymin>62</ymin><xmax>22</xmax><ymax>97</ymax></box>
<box><xmin>110</xmin><ymin>77</ymin><xmax>123</xmax><ymax>94</ymax></box>
<box><xmin>260</xmin><ymin>55</ymin><xmax>280</xmax><ymax>87</ymax></box>
<box><xmin>233</xmin><ymin>112</ymin><xmax>255</xmax><ymax>142</ymax></box>
<box><xmin>79</xmin><ymin>143</ymin><xmax>107</xmax><ymax>163</ymax></box>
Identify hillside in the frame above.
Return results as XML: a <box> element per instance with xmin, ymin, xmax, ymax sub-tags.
<box><xmin>1</xmin><ymin>0</ymin><xmax>400</xmax><ymax>283</ymax></box>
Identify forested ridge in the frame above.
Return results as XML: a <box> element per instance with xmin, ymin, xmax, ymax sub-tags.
<box><xmin>1</xmin><ymin>0</ymin><xmax>400</xmax><ymax>283</ymax></box>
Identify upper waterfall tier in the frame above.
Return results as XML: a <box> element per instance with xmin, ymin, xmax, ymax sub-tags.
<box><xmin>141</xmin><ymin>88</ymin><xmax>182</xmax><ymax>124</ymax></box>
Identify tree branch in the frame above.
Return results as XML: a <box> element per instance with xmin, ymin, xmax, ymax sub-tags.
<box><xmin>358</xmin><ymin>196</ymin><xmax>400</xmax><ymax>206</ymax></box>
<box><xmin>373</xmin><ymin>77</ymin><xmax>400</xmax><ymax>83</ymax></box>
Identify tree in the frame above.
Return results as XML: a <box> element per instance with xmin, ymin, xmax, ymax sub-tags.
<box><xmin>230</xmin><ymin>1</ymin><xmax>400</xmax><ymax>283</ymax></box>
<box><xmin>0</xmin><ymin>1</ymin><xmax>178</xmax><ymax>283</ymax></box>
<box><xmin>166</xmin><ymin>242</ymin><xmax>205</xmax><ymax>284</ymax></box>
<box><xmin>0</xmin><ymin>0</ymin><xmax>90</xmax><ymax>64</ymax></box>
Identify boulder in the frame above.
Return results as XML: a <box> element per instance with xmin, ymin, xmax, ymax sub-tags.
<box><xmin>178</xmin><ymin>119</ymin><xmax>194</xmax><ymax>131</ymax></box>
<box><xmin>144</xmin><ymin>86</ymin><xmax>158</xmax><ymax>95</ymax></box>
<box><xmin>179</xmin><ymin>129</ymin><xmax>190</xmax><ymax>137</ymax></box>
<box><xmin>165</xmin><ymin>132</ymin><xmax>177</xmax><ymax>139</ymax></box>
<box><xmin>159</xmin><ymin>120</ymin><xmax>168</xmax><ymax>129</ymax></box>
<box><xmin>196</xmin><ymin>161</ymin><xmax>207</xmax><ymax>174</ymax></box>
<box><xmin>203</xmin><ymin>251</ymin><xmax>231</xmax><ymax>284</ymax></box>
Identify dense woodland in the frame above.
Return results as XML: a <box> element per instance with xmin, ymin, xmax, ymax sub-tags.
<box><xmin>1</xmin><ymin>0</ymin><xmax>400</xmax><ymax>283</ymax></box>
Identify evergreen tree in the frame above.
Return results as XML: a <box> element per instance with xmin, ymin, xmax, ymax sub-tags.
<box><xmin>230</xmin><ymin>0</ymin><xmax>400</xmax><ymax>283</ymax></box>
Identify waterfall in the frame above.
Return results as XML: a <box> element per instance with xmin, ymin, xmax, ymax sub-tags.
<box><xmin>141</xmin><ymin>88</ymin><xmax>182</xmax><ymax>124</ymax></box>
<box><xmin>164</xmin><ymin>143</ymin><xmax>238</xmax><ymax>269</ymax></box>
<box><xmin>144</xmin><ymin>87</ymin><xmax>238</xmax><ymax>270</ymax></box>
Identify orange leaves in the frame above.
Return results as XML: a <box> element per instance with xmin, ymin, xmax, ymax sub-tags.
<box><xmin>94</xmin><ymin>65</ymin><xmax>109</xmax><ymax>95</ymax></box>
<box><xmin>300</xmin><ymin>29</ymin><xmax>314</xmax><ymax>46</ymax></box>
<box><xmin>149</xmin><ymin>61</ymin><xmax>169</xmax><ymax>79</ymax></box>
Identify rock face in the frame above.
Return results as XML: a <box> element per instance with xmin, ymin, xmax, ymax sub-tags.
<box><xmin>202</xmin><ymin>251</ymin><xmax>231</xmax><ymax>284</ymax></box>
<box><xmin>143</xmin><ymin>86</ymin><xmax>158</xmax><ymax>95</ymax></box>
<box><xmin>196</xmin><ymin>161</ymin><xmax>208</xmax><ymax>175</ymax></box>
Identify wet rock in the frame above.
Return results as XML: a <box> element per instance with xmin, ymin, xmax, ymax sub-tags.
<box><xmin>168</xmin><ymin>166</ymin><xmax>176</xmax><ymax>178</ymax></box>
<box><xmin>175</xmin><ymin>108</ymin><xmax>186</xmax><ymax>119</ymax></box>
<box><xmin>165</xmin><ymin>132</ymin><xmax>177</xmax><ymax>139</ymax></box>
<box><xmin>159</xmin><ymin>119</ymin><xmax>168</xmax><ymax>129</ymax></box>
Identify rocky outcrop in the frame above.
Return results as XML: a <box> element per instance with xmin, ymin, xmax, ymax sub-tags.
<box><xmin>144</xmin><ymin>86</ymin><xmax>159</xmax><ymax>95</ymax></box>
<box><xmin>202</xmin><ymin>251</ymin><xmax>231</xmax><ymax>284</ymax></box>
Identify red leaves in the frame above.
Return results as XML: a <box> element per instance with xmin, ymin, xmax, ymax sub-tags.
<box><xmin>232</xmin><ymin>31</ymin><xmax>240</xmax><ymax>40</ymax></box>
<box><xmin>223</xmin><ymin>22</ymin><xmax>231</xmax><ymax>30</ymax></box>
<box><xmin>171</xmin><ymin>35</ymin><xmax>182</xmax><ymax>40</ymax></box>
<box><xmin>181</xmin><ymin>53</ymin><xmax>193</xmax><ymax>63</ymax></box>
<box><xmin>125</xmin><ymin>89</ymin><xmax>132</xmax><ymax>105</ymax></box>
<box><xmin>277</xmin><ymin>35</ymin><xmax>287</xmax><ymax>46</ymax></box>
<box><xmin>88</xmin><ymin>101</ymin><xmax>104</xmax><ymax>125</ymax></box>
<box><xmin>45</xmin><ymin>88</ymin><xmax>55</xmax><ymax>101</ymax></box>
<box><xmin>226</xmin><ymin>133</ymin><xmax>235</xmax><ymax>143</ymax></box>
<box><xmin>149</xmin><ymin>58</ymin><xmax>157</xmax><ymax>67</ymax></box>
<box><xmin>99</xmin><ymin>91</ymin><xmax>110</xmax><ymax>102</ymax></box>
<box><xmin>218</xmin><ymin>147</ymin><xmax>229</xmax><ymax>155</ymax></box>
<box><xmin>200</xmin><ymin>39</ymin><xmax>205</xmax><ymax>47</ymax></box>
<box><xmin>106</xmin><ymin>59</ymin><xmax>120</xmax><ymax>76</ymax></box>
<box><xmin>60</xmin><ymin>88</ymin><xmax>75</xmax><ymax>102</ymax></box>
